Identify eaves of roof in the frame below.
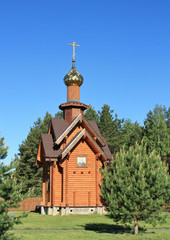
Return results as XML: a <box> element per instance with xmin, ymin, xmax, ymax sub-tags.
<box><xmin>41</xmin><ymin>134</ymin><xmax>61</xmax><ymax>160</ymax></box>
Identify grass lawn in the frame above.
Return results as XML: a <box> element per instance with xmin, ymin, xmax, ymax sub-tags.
<box><xmin>9</xmin><ymin>211</ymin><xmax>170</xmax><ymax>239</ymax></box>
<box><xmin>12</xmin><ymin>230</ymin><xmax>170</xmax><ymax>240</ymax></box>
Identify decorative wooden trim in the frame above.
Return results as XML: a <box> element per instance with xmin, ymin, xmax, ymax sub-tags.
<box><xmin>60</xmin><ymin>129</ymin><xmax>106</xmax><ymax>161</ymax></box>
<box><xmin>48</xmin><ymin>122</ymin><xmax>51</xmax><ymax>134</ymax></box>
<box><xmin>61</xmin><ymin>129</ymin><xmax>85</xmax><ymax>159</ymax></box>
<box><xmin>36</xmin><ymin>140</ymin><xmax>42</xmax><ymax>164</ymax></box>
<box><xmin>54</xmin><ymin>113</ymin><xmax>105</xmax><ymax>148</ymax></box>
<box><xmin>55</xmin><ymin>113</ymin><xmax>82</xmax><ymax>145</ymax></box>
<box><xmin>85</xmin><ymin>131</ymin><xmax>106</xmax><ymax>161</ymax></box>
<box><xmin>81</xmin><ymin>116</ymin><xmax>105</xmax><ymax>147</ymax></box>
<box><xmin>96</xmin><ymin>153</ymin><xmax>101</xmax><ymax>160</ymax></box>
<box><xmin>45</xmin><ymin>157</ymin><xmax>59</xmax><ymax>161</ymax></box>
<box><xmin>59</xmin><ymin>102</ymin><xmax>88</xmax><ymax>110</ymax></box>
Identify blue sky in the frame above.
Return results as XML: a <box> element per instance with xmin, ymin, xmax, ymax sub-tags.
<box><xmin>0</xmin><ymin>0</ymin><xmax>169</xmax><ymax>165</ymax></box>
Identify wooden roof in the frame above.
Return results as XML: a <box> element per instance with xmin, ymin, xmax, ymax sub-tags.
<box><xmin>37</xmin><ymin>114</ymin><xmax>112</xmax><ymax>163</ymax></box>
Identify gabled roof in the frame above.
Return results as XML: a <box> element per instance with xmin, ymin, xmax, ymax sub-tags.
<box><xmin>87</xmin><ymin>120</ymin><xmax>112</xmax><ymax>160</ymax></box>
<box><xmin>60</xmin><ymin>128</ymin><xmax>107</xmax><ymax>161</ymax></box>
<box><xmin>88</xmin><ymin>120</ymin><xmax>102</xmax><ymax>138</ymax></box>
<box><xmin>61</xmin><ymin>129</ymin><xmax>86</xmax><ymax>159</ymax></box>
<box><xmin>81</xmin><ymin>117</ymin><xmax>105</xmax><ymax>146</ymax></box>
<box><xmin>40</xmin><ymin>128</ymin><xmax>107</xmax><ymax>162</ymax></box>
<box><xmin>101</xmin><ymin>140</ymin><xmax>112</xmax><ymax>160</ymax></box>
<box><xmin>37</xmin><ymin>114</ymin><xmax>112</xmax><ymax>163</ymax></box>
<box><xmin>55</xmin><ymin>114</ymin><xmax>82</xmax><ymax>145</ymax></box>
<box><xmin>54</xmin><ymin>113</ymin><xmax>105</xmax><ymax>147</ymax></box>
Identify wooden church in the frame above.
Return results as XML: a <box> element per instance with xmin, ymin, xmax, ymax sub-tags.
<box><xmin>36</xmin><ymin>42</ymin><xmax>112</xmax><ymax>215</ymax></box>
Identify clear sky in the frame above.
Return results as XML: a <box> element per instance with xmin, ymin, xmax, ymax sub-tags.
<box><xmin>0</xmin><ymin>0</ymin><xmax>169</xmax><ymax>165</ymax></box>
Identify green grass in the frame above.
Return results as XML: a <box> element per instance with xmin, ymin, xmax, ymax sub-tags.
<box><xmin>12</xmin><ymin>211</ymin><xmax>170</xmax><ymax>230</ymax></box>
<box><xmin>12</xmin><ymin>230</ymin><xmax>170</xmax><ymax>240</ymax></box>
<box><xmin>8</xmin><ymin>211</ymin><xmax>170</xmax><ymax>239</ymax></box>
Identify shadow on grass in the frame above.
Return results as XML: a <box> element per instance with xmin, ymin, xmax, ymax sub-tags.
<box><xmin>82</xmin><ymin>223</ymin><xmax>131</xmax><ymax>234</ymax></box>
<box><xmin>82</xmin><ymin>223</ymin><xmax>147</xmax><ymax>235</ymax></box>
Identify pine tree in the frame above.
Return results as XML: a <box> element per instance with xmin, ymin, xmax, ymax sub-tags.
<box><xmin>101</xmin><ymin>142</ymin><xmax>170</xmax><ymax>234</ymax></box>
<box><xmin>84</xmin><ymin>104</ymin><xmax>99</xmax><ymax>123</ymax></box>
<box><xmin>15</xmin><ymin>112</ymin><xmax>52</xmax><ymax>196</ymax></box>
<box><xmin>98</xmin><ymin>104</ymin><xmax>123</xmax><ymax>154</ymax></box>
<box><xmin>0</xmin><ymin>136</ymin><xmax>21</xmax><ymax>239</ymax></box>
<box><xmin>121</xmin><ymin>120</ymin><xmax>143</xmax><ymax>150</ymax></box>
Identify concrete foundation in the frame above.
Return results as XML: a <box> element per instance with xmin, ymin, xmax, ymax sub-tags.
<box><xmin>41</xmin><ymin>206</ymin><xmax>105</xmax><ymax>216</ymax></box>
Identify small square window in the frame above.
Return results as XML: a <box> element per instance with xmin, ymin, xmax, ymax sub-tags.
<box><xmin>77</xmin><ymin>156</ymin><xmax>86</xmax><ymax>167</ymax></box>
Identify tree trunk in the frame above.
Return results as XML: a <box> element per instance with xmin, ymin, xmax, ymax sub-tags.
<box><xmin>134</xmin><ymin>217</ymin><xmax>138</xmax><ymax>235</ymax></box>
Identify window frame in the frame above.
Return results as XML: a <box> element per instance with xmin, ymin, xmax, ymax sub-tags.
<box><xmin>76</xmin><ymin>154</ymin><xmax>88</xmax><ymax>168</ymax></box>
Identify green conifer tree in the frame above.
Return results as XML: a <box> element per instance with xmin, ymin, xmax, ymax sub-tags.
<box><xmin>84</xmin><ymin>104</ymin><xmax>99</xmax><ymax>123</ymax></box>
<box><xmin>98</xmin><ymin>104</ymin><xmax>123</xmax><ymax>154</ymax></box>
<box><xmin>166</xmin><ymin>107</ymin><xmax>170</xmax><ymax>135</ymax></box>
<box><xmin>15</xmin><ymin>112</ymin><xmax>52</xmax><ymax>196</ymax></box>
<box><xmin>55</xmin><ymin>110</ymin><xmax>63</xmax><ymax>119</ymax></box>
<box><xmin>101</xmin><ymin>142</ymin><xmax>170</xmax><ymax>235</ymax></box>
<box><xmin>144</xmin><ymin>104</ymin><xmax>169</xmax><ymax>156</ymax></box>
<box><xmin>165</xmin><ymin>106</ymin><xmax>170</xmax><ymax>172</ymax></box>
<box><xmin>0</xmin><ymin>136</ymin><xmax>21</xmax><ymax>240</ymax></box>
<box><xmin>121</xmin><ymin>120</ymin><xmax>143</xmax><ymax>150</ymax></box>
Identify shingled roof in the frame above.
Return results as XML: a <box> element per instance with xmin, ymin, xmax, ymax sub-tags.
<box><xmin>54</xmin><ymin>114</ymin><xmax>105</xmax><ymax>147</ymax></box>
<box><xmin>88</xmin><ymin>120</ymin><xmax>112</xmax><ymax>160</ymax></box>
<box><xmin>50</xmin><ymin>118</ymin><xmax>68</xmax><ymax>141</ymax></box>
<box><xmin>38</xmin><ymin>114</ymin><xmax>112</xmax><ymax>162</ymax></box>
<box><xmin>41</xmin><ymin>134</ymin><xmax>62</xmax><ymax>159</ymax></box>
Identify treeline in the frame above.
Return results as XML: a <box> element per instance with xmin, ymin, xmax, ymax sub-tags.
<box><xmin>14</xmin><ymin>104</ymin><xmax>170</xmax><ymax>197</ymax></box>
<box><xmin>85</xmin><ymin>104</ymin><xmax>170</xmax><ymax>158</ymax></box>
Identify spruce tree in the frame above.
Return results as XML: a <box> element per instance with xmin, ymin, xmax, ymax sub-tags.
<box><xmin>0</xmin><ymin>136</ymin><xmax>21</xmax><ymax>240</ymax></box>
<box><xmin>111</xmin><ymin>113</ymin><xmax>123</xmax><ymax>155</ymax></box>
<box><xmin>98</xmin><ymin>104</ymin><xmax>123</xmax><ymax>154</ymax></box>
<box><xmin>144</xmin><ymin>104</ymin><xmax>169</xmax><ymax>156</ymax></box>
<box><xmin>84</xmin><ymin>104</ymin><xmax>99</xmax><ymax>123</ymax></box>
<box><xmin>101</xmin><ymin>142</ymin><xmax>170</xmax><ymax>235</ymax></box>
<box><xmin>15</xmin><ymin>112</ymin><xmax>52</xmax><ymax>196</ymax></box>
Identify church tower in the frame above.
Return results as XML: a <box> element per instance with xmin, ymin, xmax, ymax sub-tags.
<box><xmin>59</xmin><ymin>42</ymin><xmax>88</xmax><ymax>123</ymax></box>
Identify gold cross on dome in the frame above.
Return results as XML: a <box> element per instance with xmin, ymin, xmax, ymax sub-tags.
<box><xmin>68</xmin><ymin>42</ymin><xmax>80</xmax><ymax>61</ymax></box>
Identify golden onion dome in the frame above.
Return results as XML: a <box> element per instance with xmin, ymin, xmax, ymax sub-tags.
<box><xmin>64</xmin><ymin>60</ymin><xmax>84</xmax><ymax>87</ymax></box>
